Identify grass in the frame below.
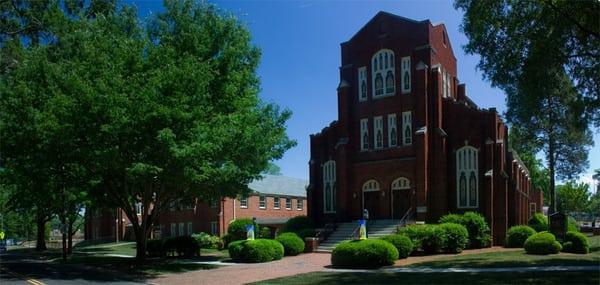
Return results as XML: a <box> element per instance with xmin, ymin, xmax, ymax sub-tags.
<box><xmin>406</xmin><ymin>234</ymin><xmax>600</xmax><ymax>268</ymax></box>
<box><xmin>250</xmin><ymin>271</ymin><xmax>598</xmax><ymax>285</ymax></box>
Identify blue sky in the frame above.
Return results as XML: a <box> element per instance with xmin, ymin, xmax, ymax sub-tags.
<box><xmin>131</xmin><ymin>0</ymin><xmax>599</xmax><ymax>189</ymax></box>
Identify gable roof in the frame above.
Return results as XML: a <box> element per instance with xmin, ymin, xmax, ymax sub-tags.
<box><xmin>248</xmin><ymin>175</ymin><xmax>308</xmax><ymax>198</ymax></box>
<box><xmin>346</xmin><ymin>11</ymin><xmax>429</xmax><ymax>43</ymax></box>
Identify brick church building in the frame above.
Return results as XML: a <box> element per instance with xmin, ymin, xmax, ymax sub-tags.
<box><xmin>307</xmin><ymin>12</ymin><xmax>543</xmax><ymax>245</ymax></box>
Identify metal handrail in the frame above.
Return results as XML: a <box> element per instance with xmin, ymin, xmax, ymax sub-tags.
<box><xmin>349</xmin><ymin>224</ymin><xmax>361</xmax><ymax>240</ymax></box>
<box><xmin>396</xmin><ymin>207</ymin><xmax>413</xmax><ymax>232</ymax></box>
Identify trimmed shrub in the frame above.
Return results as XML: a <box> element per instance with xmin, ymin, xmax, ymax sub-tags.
<box><xmin>505</xmin><ymin>225</ymin><xmax>536</xmax><ymax>248</ymax></box>
<box><xmin>528</xmin><ymin>213</ymin><xmax>549</xmax><ymax>232</ymax></box>
<box><xmin>331</xmin><ymin>239</ymin><xmax>399</xmax><ymax>268</ymax></box>
<box><xmin>567</xmin><ymin>217</ymin><xmax>580</xmax><ymax>232</ymax></box>
<box><xmin>438</xmin><ymin>214</ymin><xmax>464</xmax><ymax>225</ymax></box>
<box><xmin>258</xmin><ymin>227</ymin><xmax>272</xmax><ymax>239</ymax></box>
<box><xmin>283</xmin><ymin>216</ymin><xmax>314</xmax><ymax>233</ymax></box>
<box><xmin>420</xmin><ymin>224</ymin><xmax>447</xmax><ymax>254</ymax></box>
<box><xmin>524</xmin><ymin>232</ymin><xmax>562</xmax><ymax>255</ymax></box>
<box><xmin>562</xmin><ymin>231</ymin><xmax>589</xmax><ymax>254</ymax></box>
<box><xmin>398</xmin><ymin>225</ymin><xmax>428</xmax><ymax>249</ymax></box>
<box><xmin>275</xmin><ymin>232</ymin><xmax>305</xmax><ymax>256</ymax></box>
<box><xmin>222</xmin><ymin>233</ymin><xmax>233</xmax><ymax>248</ymax></box>
<box><xmin>439</xmin><ymin>223</ymin><xmax>469</xmax><ymax>253</ymax></box>
<box><xmin>461</xmin><ymin>212</ymin><xmax>492</xmax><ymax>248</ymax></box>
<box><xmin>174</xmin><ymin>236</ymin><xmax>200</xmax><ymax>257</ymax></box>
<box><xmin>228</xmin><ymin>219</ymin><xmax>255</xmax><ymax>242</ymax></box>
<box><xmin>380</xmin><ymin>234</ymin><xmax>413</xmax><ymax>258</ymax></box>
<box><xmin>146</xmin><ymin>239</ymin><xmax>165</xmax><ymax>257</ymax></box>
<box><xmin>192</xmin><ymin>232</ymin><xmax>223</xmax><ymax>249</ymax></box>
<box><xmin>163</xmin><ymin>237</ymin><xmax>178</xmax><ymax>256</ymax></box>
<box><xmin>295</xmin><ymin>228</ymin><xmax>316</xmax><ymax>239</ymax></box>
<box><xmin>228</xmin><ymin>239</ymin><xmax>284</xmax><ymax>263</ymax></box>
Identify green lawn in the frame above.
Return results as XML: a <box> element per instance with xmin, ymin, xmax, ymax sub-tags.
<box><xmin>250</xmin><ymin>271</ymin><xmax>598</xmax><ymax>285</ymax></box>
<box><xmin>407</xmin><ymin>234</ymin><xmax>600</xmax><ymax>268</ymax></box>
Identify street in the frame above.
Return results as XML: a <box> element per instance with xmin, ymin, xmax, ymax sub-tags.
<box><xmin>0</xmin><ymin>252</ymin><xmax>147</xmax><ymax>285</ymax></box>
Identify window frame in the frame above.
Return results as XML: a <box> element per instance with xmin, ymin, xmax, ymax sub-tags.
<box><xmin>388</xmin><ymin>114</ymin><xmax>397</xmax><ymax>147</ymax></box>
<box><xmin>259</xmin><ymin>195</ymin><xmax>266</xmax><ymax>209</ymax></box>
<box><xmin>402</xmin><ymin>111</ymin><xmax>412</xmax><ymax>146</ymax></box>
<box><xmin>239</xmin><ymin>196</ymin><xmax>248</xmax><ymax>208</ymax></box>
<box><xmin>358</xmin><ymin>66</ymin><xmax>367</xmax><ymax>102</ymax></box>
<box><xmin>360</xmin><ymin>118</ymin><xmax>369</xmax><ymax>151</ymax></box>
<box><xmin>372</xmin><ymin>49</ymin><xmax>395</xmax><ymax>98</ymax></box>
<box><xmin>297</xmin><ymin>199</ymin><xmax>303</xmax><ymax>211</ymax></box>
<box><xmin>210</xmin><ymin>221</ymin><xmax>218</xmax><ymax>235</ymax></box>
<box><xmin>285</xmin><ymin>198</ymin><xmax>292</xmax><ymax>210</ymax></box>
<box><xmin>274</xmin><ymin>197</ymin><xmax>280</xmax><ymax>209</ymax></box>
<box><xmin>323</xmin><ymin>160</ymin><xmax>337</xmax><ymax>214</ymax></box>
<box><xmin>456</xmin><ymin>146</ymin><xmax>479</xmax><ymax>208</ymax></box>
<box><xmin>187</xmin><ymin>222</ymin><xmax>193</xmax><ymax>235</ymax></box>
<box><xmin>374</xmin><ymin>116</ymin><xmax>383</xmax><ymax>149</ymax></box>
<box><xmin>401</xmin><ymin>56</ymin><xmax>411</xmax><ymax>94</ymax></box>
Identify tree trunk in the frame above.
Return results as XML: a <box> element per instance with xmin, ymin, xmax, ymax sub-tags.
<box><xmin>60</xmin><ymin>214</ymin><xmax>67</xmax><ymax>263</ymax></box>
<box><xmin>548</xmin><ymin>142</ymin><xmax>557</xmax><ymax>215</ymax></box>
<box><xmin>35</xmin><ymin>214</ymin><xmax>47</xmax><ymax>251</ymax></box>
<box><xmin>135</xmin><ymin>226</ymin><xmax>147</xmax><ymax>262</ymax></box>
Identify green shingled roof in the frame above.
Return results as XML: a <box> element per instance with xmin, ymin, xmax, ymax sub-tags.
<box><xmin>248</xmin><ymin>175</ymin><xmax>308</xmax><ymax>198</ymax></box>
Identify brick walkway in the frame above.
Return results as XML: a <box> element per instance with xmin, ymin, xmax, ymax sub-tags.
<box><xmin>153</xmin><ymin>247</ymin><xmax>522</xmax><ymax>285</ymax></box>
<box><xmin>152</xmin><ymin>253</ymin><xmax>332</xmax><ymax>285</ymax></box>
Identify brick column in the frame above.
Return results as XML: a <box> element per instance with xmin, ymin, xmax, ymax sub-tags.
<box><xmin>414</xmin><ymin>62</ymin><xmax>429</xmax><ymax>221</ymax></box>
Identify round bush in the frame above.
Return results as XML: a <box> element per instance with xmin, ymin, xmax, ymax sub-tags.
<box><xmin>398</xmin><ymin>225</ymin><xmax>427</xmax><ymax>249</ymax></box>
<box><xmin>562</xmin><ymin>231</ymin><xmax>589</xmax><ymax>254</ymax></box>
<box><xmin>228</xmin><ymin>219</ymin><xmax>255</xmax><ymax>242</ymax></box>
<box><xmin>439</xmin><ymin>223</ymin><xmax>469</xmax><ymax>253</ymax></box>
<box><xmin>331</xmin><ymin>239</ymin><xmax>399</xmax><ymax>268</ymax></box>
<box><xmin>505</xmin><ymin>225</ymin><xmax>537</xmax><ymax>248</ymax></box>
<box><xmin>461</xmin><ymin>212</ymin><xmax>492</xmax><ymax>248</ymax></box>
<box><xmin>192</xmin><ymin>232</ymin><xmax>223</xmax><ymax>249</ymax></box>
<box><xmin>227</xmin><ymin>239</ymin><xmax>284</xmax><ymax>263</ymax></box>
<box><xmin>438</xmin><ymin>214</ymin><xmax>464</xmax><ymax>225</ymax></box>
<box><xmin>275</xmin><ymin>232</ymin><xmax>305</xmax><ymax>256</ymax></box>
<box><xmin>528</xmin><ymin>213</ymin><xmax>548</xmax><ymax>232</ymax></box>
<box><xmin>567</xmin><ymin>217</ymin><xmax>580</xmax><ymax>232</ymax></box>
<box><xmin>379</xmin><ymin>234</ymin><xmax>413</xmax><ymax>258</ymax></box>
<box><xmin>420</xmin><ymin>225</ymin><xmax>447</xmax><ymax>254</ymax></box>
<box><xmin>283</xmin><ymin>216</ymin><xmax>314</xmax><ymax>233</ymax></box>
<box><xmin>524</xmin><ymin>232</ymin><xmax>562</xmax><ymax>255</ymax></box>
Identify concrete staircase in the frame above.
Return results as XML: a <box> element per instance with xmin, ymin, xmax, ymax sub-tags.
<box><xmin>316</xmin><ymin>219</ymin><xmax>402</xmax><ymax>252</ymax></box>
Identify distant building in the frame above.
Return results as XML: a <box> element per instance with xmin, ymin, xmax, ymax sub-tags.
<box><xmin>84</xmin><ymin>175</ymin><xmax>308</xmax><ymax>241</ymax></box>
<box><xmin>307</xmin><ymin>12</ymin><xmax>543</xmax><ymax>245</ymax></box>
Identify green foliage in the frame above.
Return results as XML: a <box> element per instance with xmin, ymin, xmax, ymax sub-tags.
<box><xmin>567</xmin><ymin>217</ymin><xmax>580</xmax><ymax>233</ymax></box>
<box><xmin>419</xmin><ymin>225</ymin><xmax>447</xmax><ymax>254</ymax></box>
<box><xmin>275</xmin><ymin>232</ymin><xmax>305</xmax><ymax>256</ymax></box>
<box><xmin>283</xmin><ymin>216</ymin><xmax>314</xmax><ymax>233</ymax></box>
<box><xmin>505</xmin><ymin>225</ymin><xmax>537</xmax><ymax>248</ymax></box>
<box><xmin>379</xmin><ymin>234</ymin><xmax>413</xmax><ymax>258</ymax></box>
<box><xmin>294</xmin><ymin>228</ymin><xmax>316</xmax><ymax>239</ymax></box>
<box><xmin>227</xmin><ymin>239</ymin><xmax>284</xmax><ymax>263</ymax></box>
<box><xmin>561</xmin><ymin>231</ymin><xmax>589</xmax><ymax>254</ymax></box>
<box><xmin>528</xmin><ymin>213</ymin><xmax>549</xmax><ymax>232</ymax></box>
<box><xmin>331</xmin><ymin>239</ymin><xmax>399</xmax><ymax>268</ymax></box>
<box><xmin>524</xmin><ymin>232</ymin><xmax>562</xmax><ymax>255</ymax></box>
<box><xmin>192</xmin><ymin>232</ymin><xmax>223</xmax><ymax>249</ymax></box>
<box><xmin>439</xmin><ymin>223</ymin><xmax>469</xmax><ymax>253</ymax></box>
<box><xmin>438</xmin><ymin>214</ymin><xmax>464</xmax><ymax>225</ymax></box>
<box><xmin>258</xmin><ymin>227</ymin><xmax>272</xmax><ymax>239</ymax></box>
<box><xmin>398</xmin><ymin>225</ymin><xmax>426</xmax><ymax>249</ymax></box>
<box><xmin>228</xmin><ymin>219</ymin><xmax>255</xmax><ymax>242</ymax></box>
<box><xmin>0</xmin><ymin>0</ymin><xmax>295</xmax><ymax>259</ymax></box>
<box><xmin>557</xmin><ymin>182</ymin><xmax>591</xmax><ymax>215</ymax></box>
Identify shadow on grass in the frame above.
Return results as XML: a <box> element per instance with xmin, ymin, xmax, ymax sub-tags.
<box><xmin>250</xmin><ymin>271</ymin><xmax>598</xmax><ymax>285</ymax></box>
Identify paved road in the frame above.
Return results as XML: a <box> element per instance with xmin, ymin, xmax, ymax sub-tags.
<box><xmin>0</xmin><ymin>252</ymin><xmax>147</xmax><ymax>285</ymax></box>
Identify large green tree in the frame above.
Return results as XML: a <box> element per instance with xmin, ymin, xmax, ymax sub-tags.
<box><xmin>454</xmin><ymin>0</ymin><xmax>600</xmax><ymax>127</ymax></box>
<box><xmin>556</xmin><ymin>181</ymin><xmax>591</xmax><ymax>215</ymax></box>
<box><xmin>1</xmin><ymin>0</ymin><xmax>295</xmax><ymax>260</ymax></box>
<box><xmin>455</xmin><ymin>0</ymin><xmax>596</xmax><ymax>214</ymax></box>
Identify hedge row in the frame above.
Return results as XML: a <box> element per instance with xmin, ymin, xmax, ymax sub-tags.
<box><xmin>439</xmin><ymin>212</ymin><xmax>491</xmax><ymax>248</ymax></box>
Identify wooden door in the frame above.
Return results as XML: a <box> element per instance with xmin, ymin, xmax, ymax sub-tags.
<box><xmin>392</xmin><ymin>190</ymin><xmax>411</xmax><ymax>219</ymax></box>
<box><xmin>364</xmin><ymin>191</ymin><xmax>380</xmax><ymax>219</ymax></box>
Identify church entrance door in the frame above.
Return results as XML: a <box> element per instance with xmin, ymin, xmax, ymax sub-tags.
<box><xmin>363</xmin><ymin>191</ymin><xmax>380</xmax><ymax>220</ymax></box>
<box><xmin>392</xmin><ymin>189</ymin><xmax>411</xmax><ymax>219</ymax></box>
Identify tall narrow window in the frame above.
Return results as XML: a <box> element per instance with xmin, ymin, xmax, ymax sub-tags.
<box><xmin>358</xmin><ymin>66</ymin><xmax>367</xmax><ymax>102</ymax></box>
<box><xmin>240</xmin><ymin>196</ymin><xmax>248</xmax><ymax>208</ymax></box>
<box><xmin>456</xmin><ymin>146</ymin><xmax>478</xmax><ymax>208</ymax></box>
<box><xmin>388</xmin><ymin>114</ymin><xmax>397</xmax><ymax>147</ymax></box>
<box><xmin>187</xmin><ymin>222</ymin><xmax>193</xmax><ymax>235</ymax></box>
<box><xmin>446</xmin><ymin>72</ymin><xmax>452</xmax><ymax>97</ymax></box>
<box><xmin>360</xmin><ymin>118</ymin><xmax>369</xmax><ymax>151</ymax></box>
<box><xmin>274</xmin><ymin>197</ymin><xmax>280</xmax><ymax>209</ymax></box>
<box><xmin>297</xmin><ymin>199</ymin><xmax>303</xmax><ymax>210</ymax></box>
<box><xmin>372</xmin><ymin>49</ymin><xmax>395</xmax><ymax>97</ymax></box>
<box><xmin>374</xmin><ymin>116</ymin><xmax>383</xmax><ymax>149</ymax></box>
<box><xmin>210</xmin><ymin>221</ymin><xmax>218</xmax><ymax>235</ymax></box>
<box><xmin>402</xmin><ymin>111</ymin><xmax>412</xmax><ymax>145</ymax></box>
<box><xmin>442</xmin><ymin>69</ymin><xmax>448</xmax><ymax>98</ymax></box>
<box><xmin>285</xmin><ymin>198</ymin><xmax>292</xmax><ymax>210</ymax></box>
<box><xmin>259</xmin><ymin>195</ymin><xmax>266</xmax><ymax>209</ymax></box>
<box><xmin>323</xmin><ymin>160</ymin><xmax>336</xmax><ymax>213</ymax></box>
<box><xmin>401</xmin><ymin>56</ymin><xmax>411</xmax><ymax>94</ymax></box>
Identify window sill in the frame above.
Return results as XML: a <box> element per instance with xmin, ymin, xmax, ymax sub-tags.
<box><xmin>259</xmin><ymin>207</ymin><xmax>266</xmax><ymax>210</ymax></box>
<box><xmin>297</xmin><ymin>209</ymin><xmax>303</xmax><ymax>211</ymax></box>
<box><xmin>274</xmin><ymin>207</ymin><xmax>280</xmax><ymax>210</ymax></box>
<box><xmin>240</xmin><ymin>206</ymin><xmax>248</xmax><ymax>209</ymax></box>
<box><xmin>286</xmin><ymin>208</ymin><xmax>291</xmax><ymax>211</ymax></box>
<box><xmin>372</xmin><ymin>93</ymin><xmax>395</xmax><ymax>100</ymax></box>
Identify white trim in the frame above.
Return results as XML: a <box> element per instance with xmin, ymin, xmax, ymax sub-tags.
<box><xmin>259</xmin><ymin>195</ymin><xmax>266</xmax><ymax>209</ymax></box>
<box><xmin>372</xmin><ymin>49</ymin><xmax>395</xmax><ymax>98</ymax></box>
<box><xmin>285</xmin><ymin>198</ymin><xmax>292</xmax><ymax>210</ymax></box>
<box><xmin>358</xmin><ymin>66</ymin><xmax>367</xmax><ymax>102</ymax></box>
<box><xmin>273</xmin><ymin>197</ymin><xmax>280</xmax><ymax>209</ymax></box>
<box><xmin>323</xmin><ymin>160</ymin><xmax>336</xmax><ymax>213</ymax></box>
<box><xmin>401</xmin><ymin>56</ymin><xmax>411</xmax><ymax>94</ymax></box>
<box><xmin>360</xmin><ymin>118</ymin><xmax>369</xmax><ymax>151</ymax></box>
<box><xmin>391</xmin><ymin>177</ymin><xmax>411</xmax><ymax>190</ymax></box>
<box><xmin>456</xmin><ymin>146</ymin><xmax>479</xmax><ymax>208</ymax></box>
<box><xmin>388</xmin><ymin>114</ymin><xmax>397</xmax><ymax>147</ymax></box>
<box><xmin>239</xmin><ymin>197</ymin><xmax>248</xmax><ymax>208</ymax></box>
<box><xmin>362</xmin><ymin>179</ymin><xmax>380</xmax><ymax>213</ymax></box>
<box><xmin>374</xmin><ymin>116</ymin><xmax>383</xmax><ymax>149</ymax></box>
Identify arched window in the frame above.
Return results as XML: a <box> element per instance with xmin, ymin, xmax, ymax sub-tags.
<box><xmin>401</xmin><ymin>56</ymin><xmax>411</xmax><ymax>94</ymax></box>
<box><xmin>363</xmin><ymin>180</ymin><xmax>380</xmax><ymax>192</ymax></box>
<box><xmin>323</xmin><ymin>160</ymin><xmax>336</xmax><ymax>213</ymax></box>
<box><xmin>456</xmin><ymin>146</ymin><xmax>478</xmax><ymax>208</ymax></box>
<box><xmin>386</xmin><ymin>71</ymin><xmax>394</xmax><ymax>94</ymax></box>
<box><xmin>358</xmin><ymin>67</ymin><xmax>367</xmax><ymax>102</ymax></box>
<box><xmin>372</xmin><ymin>49</ymin><xmax>395</xmax><ymax>97</ymax></box>
<box><xmin>374</xmin><ymin>116</ymin><xmax>383</xmax><ymax>149</ymax></box>
<box><xmin>391</xmin><ymin>177</ymin><xmax>411</xmax><ymax>190</ymax></box>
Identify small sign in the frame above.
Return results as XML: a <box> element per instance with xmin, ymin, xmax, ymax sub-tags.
<box><xmin>549</xmin><ymin>212</ymin><xmax>567</xmax><ymax>242</ymax></box>
<box><xmin>0</xmin><ymin>231</ymin><xmax>4</xmax><ymax>239</ymax></box>
<box><xmin>358</xmin><ymin>219</ymin><xmax>367</xmax><ymax>240</ymax></box>
<box><xmin>245</xmin><ymin>225</ymin><xmax>255</xmax><ymax>240</ymax></box>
